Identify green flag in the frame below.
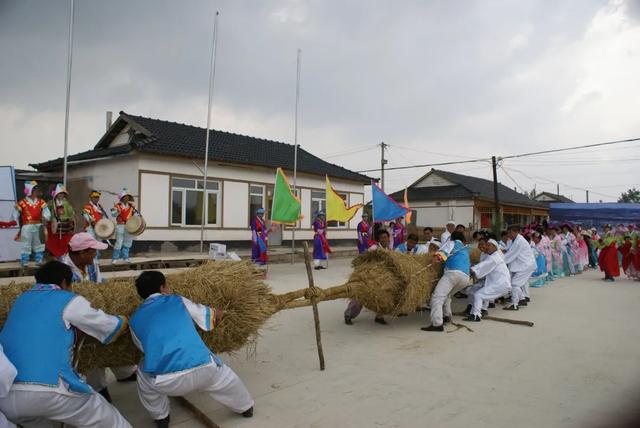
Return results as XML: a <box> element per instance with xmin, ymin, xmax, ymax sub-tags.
<box><xmin>271</xmin><ymin>168</ymin><xmax>303</xmax><ymax>224</ymax></box>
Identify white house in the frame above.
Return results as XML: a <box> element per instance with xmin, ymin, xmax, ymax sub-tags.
<box><xmin>32</xmin><ymin>112</ymin><xmax>372</xmax><ymax>251</ymax></box>
<box><xmin>388</xmin><ymin>169</ymin><xmax>549</xmax><ymax>230</ymax></box>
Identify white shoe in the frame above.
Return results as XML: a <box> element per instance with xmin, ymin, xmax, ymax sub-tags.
<box><xmin>111</xmin><ymin>259</ymin><xmax>118</xmax><ymax>265</ymax></box>
<box><xmin>123</xmin><ymin>258</ymin><xmax>131</xmax><ymax>263</ymax></box>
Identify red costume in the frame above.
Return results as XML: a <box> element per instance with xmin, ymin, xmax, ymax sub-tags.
<box><xmin>113</xmin><ymin>203</ymin><xmax>135</xmax><ymax>224</ymax></box>
<box><xmin>83</xmin><ymin>202</ymin><xmax>104</xmax><ymax>228</ymax></box>
<box><xmin>598</xmin><ymin>240</ymin><xmax>620</xmax><ymax>278</ymax></box>
<box><xmin>16</xmin><ymin>198</ymin><xmax>47</xmax><ymax>225</ymax></box>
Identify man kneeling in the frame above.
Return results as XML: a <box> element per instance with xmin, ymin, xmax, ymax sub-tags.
<box><xmin>130</xmin><ymin>271</ymin><xmax>254</xmax><ymax>427</ymax></box>
<box><xmin>465</xmin><ymin>239</ymin><xmax>511</xmax><ymax>321</ymax></box>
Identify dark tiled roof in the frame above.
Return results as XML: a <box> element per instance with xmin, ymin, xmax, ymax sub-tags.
<box><xmin>533</xmin><ymin>191</ymin><xmax>574</xmax><ymax>203</ymax></box>
<box><xmin>32</xmin><ymin>112</ymin><xmax>372</xmax><ymax>183</ymax></box>
<box><xmin>388</xmin><ymin>169</ymin><xmax>546</xmax><ymax>208</ymax></box>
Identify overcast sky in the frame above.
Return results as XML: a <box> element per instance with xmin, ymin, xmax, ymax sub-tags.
<box><xmin>1</xmin><ymin>0</ymin><xmax>639</xmax><ymax>202</ymax></box>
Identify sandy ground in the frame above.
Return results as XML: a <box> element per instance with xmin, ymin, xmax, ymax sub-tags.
<box><xmin>108</xmin><ymin>260</ymin><xmax>640</xmax><ymax>428</ymax></box>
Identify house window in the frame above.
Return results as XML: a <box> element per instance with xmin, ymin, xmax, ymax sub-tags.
<box><xmin>249</xmin><ymin>184</ymin><xmax>265</xmax><ymax>224</ymax></box>
<box><xmin>171</xmin><ymin>177</ymin><xmax>221</xmax><ymax>226</ymax></box>
<box><xmin>310</xmin><ymin>190</ymin><xmax>347</xmax><ymax>228</ymax></box>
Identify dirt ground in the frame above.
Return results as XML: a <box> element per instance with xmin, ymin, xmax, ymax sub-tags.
<box><xmin>110</xmin><ymin>259</ymin><xmax>640</xmax><ymax>428</ymax></box>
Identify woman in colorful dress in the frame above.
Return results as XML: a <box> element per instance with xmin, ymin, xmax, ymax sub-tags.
<box><xmin>312</xmin><ymin>211</ymin><xmax>331</xmax><ymax>270</ymax></box>
<box><xmin>45</xmin><ymin>184</ymin><xmax>75</xmax><ymax>260</ymax></box>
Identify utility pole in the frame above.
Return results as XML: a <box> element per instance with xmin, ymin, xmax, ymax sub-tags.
<box><xmin>491</xmin><ymin>156</ymin><xmax>501</xmax><ymax>233</ymax></box>
<box><xmin>380</xmin><ymin>142</ymin><xmax>388</xmax><ymax>190</ymax></box>
<box><xmin>557</xmin><ymin>183</ymin><xmax>560</xmax><ymax>196</ymax></box>
<box><xmin>586</xmin><ymin>190</ymin><xmax>589</xmax><ymax>203</ymax></box>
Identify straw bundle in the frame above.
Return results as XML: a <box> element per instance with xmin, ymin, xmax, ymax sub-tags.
<box><xmin>346</xmin><ymin>250</ymin><xmax>442</xmax><ymax>315</ymax></box>
<box><xmin>0</xmin><ymin>261</ymin><xmax>276</xmax><ymax>371</ymax></box>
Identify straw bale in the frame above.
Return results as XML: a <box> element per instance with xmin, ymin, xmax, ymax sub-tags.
<box><xmin>347</xmin><ymin>250</ymin><xmax>442</xmax><ymax>315</ymax></box>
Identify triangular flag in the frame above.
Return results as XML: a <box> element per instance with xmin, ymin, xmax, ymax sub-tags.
<box><xmin>271</xmin><ymin>168</ymin><xmax>303</xmax><ymax>224</ymax></box>
<box><xmin>403</xmin><ymin>188</ymin><xmax>412</xmax><ymax>224</ymax></box>
<box><xmin>326</xmin><ymin>176</ymin><xmax>363</xmax><ymax>222</ymax></box>
<box><xmin>372</xmin><ymin>181</ymin><xmax>410</xmax><ymax>222</ymax></box>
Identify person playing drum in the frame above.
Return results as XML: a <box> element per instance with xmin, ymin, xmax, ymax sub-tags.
<box><xmin>83</xmin><ymin>190</ymin><xmax>109</xmax><ymax>259</ymax></box>
<box><xmin>12</xmin><ymin>181</ymin><xmax>51</xmax><ymax>267</ymax></box>
<box><xmin>45</xmin><ymin>183</ymin><xmax>75</xmax><ymax>260</ymax></box>
<box><xmin>111</xmin><ymin>189</ymin><xmax>137</xmax><ymax>264</ymax></box>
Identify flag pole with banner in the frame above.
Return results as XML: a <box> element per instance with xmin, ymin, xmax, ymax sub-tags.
<box><xmin>271</xmin><ymin>168</ymin><xmax>303</xmax><ymax>224</ymax></box>
<box><xmin>326</xmin><ymin>176</ymin><xmax>362</xmax><ymax>222</ymax></box>
<box><xmin>291</xmin><ymin>48</ymin><xmax>302</xmax><ymax>263</ymax></box>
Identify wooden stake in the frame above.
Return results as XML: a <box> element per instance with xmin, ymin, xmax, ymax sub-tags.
<box><xmin>175</xmin><ymin>396</ymin><xmax>221</xmax><ymax>428</ymax></box>
<box><xmin>303</xmin><ymin>241</ymin><xmax>325</xmax><ymax>370</ymax></box>
<box><xmin>483</xmin><ymin>315</ymin><xmax>534</xmax><ymax>327</ymax></box>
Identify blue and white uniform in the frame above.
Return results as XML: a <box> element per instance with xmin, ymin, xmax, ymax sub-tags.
<box><xmin>0</xmin><ymin>284</ymin><xmax>131</xmax><ymax>427</ymax></box>
<box><xmin>395</xmin><ymin>242</ymin><xmax>428</xmax><ymax>254</ymax></box>
<box><xmin>130</xmin><ymin>293</ymin><xmax>253</xmax><ymax>420</ymax></box>
<box><xmin>429</xmin><ymin>240</ymin><xmax>471</xmax><ymax>327</ymax></box>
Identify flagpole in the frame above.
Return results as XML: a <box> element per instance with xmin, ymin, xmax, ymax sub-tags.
<box><xmin>291</xmin><ymin>48</ymin><xmax>301</xmax><ymax>264</ymax></box>
<box><xmin>200</xmin><ymin>11</ymin><xmax>219</xmax><ymax>254</ymax></box>
<box><xmin>62</xmin><ymin>0</ymin><xmax>75</xmax><ymax>187</ymax></box>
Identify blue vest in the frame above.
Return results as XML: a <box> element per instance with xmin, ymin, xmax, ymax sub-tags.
<box><xmin>130</xmin><ymin>294</ymin><xmax>215</xmax><ymax>375</ymax></box>
<box><xmin>443</xmin><ymin>241</ymin><xmax>471</xmax><ymax>274</ymax></box>
<box><xmin>0</xmin><ymin>284</ymin><xmax>91</xmax><ymax>393</ymax></box>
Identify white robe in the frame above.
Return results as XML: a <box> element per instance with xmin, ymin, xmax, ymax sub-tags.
<box><xmin>471</xmin><ymin>251</ymin><xmax>511</xmax><ymax>296</ymax></box>
<box><xmin>502</xmin><ymin>234</ymin><xmax>536</xmax><ymax>273</ymax></box>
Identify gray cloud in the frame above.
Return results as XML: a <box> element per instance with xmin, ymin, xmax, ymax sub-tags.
<box><xmin>1</xmin><ymin>0</ymin><xmax>638</xmax><ymax>202</ymax></box>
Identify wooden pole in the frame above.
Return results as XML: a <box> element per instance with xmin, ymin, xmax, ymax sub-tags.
<box><xmin>483</xmin><ymin>315</ymin><xmax>534</xmax><ymax>327</ymax></box>
<box><xmin>303</xmin><ymin>242</ymin><xmax>325</xmax><ymax>370</ymax></box>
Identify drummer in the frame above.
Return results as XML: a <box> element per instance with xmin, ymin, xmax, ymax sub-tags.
<box><xmin>46</xmin><ymin>183</ymin><xmax>75</xmax><ymax>260</ymax></box>
<box><xmin>83</xmin><ymin>190</ymin><xmax>108</xmax><ymax>259</ymax></box>
<box><xmin>111</xmin><ymin>189</ymin><xmax>137</xmax><ymax>264</ymax></box>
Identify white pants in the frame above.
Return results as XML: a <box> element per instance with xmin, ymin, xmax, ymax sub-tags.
<box><xmin>114</xmin><ymin>225</ymin><xmax>133</xmax><ymax>250</ymax></box>
<box><xmin>0</xmin><ymin>389</ymin><xmax>131</xmax><ymax>428</ymax></box>
<box><xmin>137</xmin><ymin>363</ymin><xmax>254</xmax><ymax>420</ymax></box>
<box><xmin>313</xmin><ymin>257</ymin><xmax>328</xmax><ymax>268</ymax></box>
<box><xmin>0</xmin><ymin>411</ymin><xmax>16</xmax><ymax>428</ymax></box>
<box><xmin>430</xmin><ymin>270</ymin><xmax>470</xmax><ymax>326</ymax></box>
<box><xmin>472</xmin><ymin>288</ymin><xmax>508</xmax><ymax>317</ymax></box>
<box><xmin>465</xmin><ymin>283</ymin><xmax>485</xmax><ymax>306</ymax></box>
<box><xmin>510</xmin><ymin>268</ymin><xmax>535</xmax><ymax>306</ymax></box>
<box><xmin>86</xmin><ymin>366</ymin><xmax>138</xmax><ymax>391</ymax></box>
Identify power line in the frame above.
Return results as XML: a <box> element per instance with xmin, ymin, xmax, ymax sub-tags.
<box><xmin>357</xmin><ymin>157</ymin><xmax>490</xmax><ymax>173</ymax></box>
<box><xmin>320</xmin><ymin>144</ymin><xmax>378</xmax><ymax>159</ymax></box>
<box><xmin>501</xmin><ymin>137</ymin><xmax>640</xmax><ymax>160</ymax></box>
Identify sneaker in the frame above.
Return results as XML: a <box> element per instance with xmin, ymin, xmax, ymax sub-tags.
<box><xmin>465</xmin><ymin>314</ymin><xmax>481</xmax><ymax>322</ymax></box>
<box><xmin>155</xmin><ymin>415</ymin><xmax>170</xmax><ymax>428</ymax></box>
<box><xmin>524</xmin><ymin>297</ymin><xmax>531</xmax><ymax>303</ymax></box>
<box><xmin>123</xmin><ymin>258</ymin><xmax>131</xmax><ymax>263</ymax></box>
<box><xmin>503</xmin><ymin>305</ymin><xmax>519</xmax><ymax>311</ymax></box>
<box><xmin>481</xmin><ymin>309</ymin><xmax>488</xmax><ymax>316</ymax></box>
<box><xmin>454</xmin><ymin>291</ymin><xmax>467</xmax><ymax>299</ymax></box>
<box><xmin>488</xmin><ymin>302</ymin><xmax>496</xmax><ymax>308</ymax></box>
<box><xmin>344</xmin><ymin>315</ymin><xmax>353</xmax><ymax>325</ymax></box>
<box><xmin>462</xmin><ymin>304</ymin><xmax>472</xmax><ymax>315</ymax></box>
<box><xmin>98</xmin><ymin>387</ymin><xmax>112</xmax><ymax>403</ymax></box>
<box><xmin>374</xmin><ymin>316</ymin><xmax>387</xmax><ymax>325</ymax></box>
<box><xmin>111</xmin><ymin>259</ymin><xmax>118</xmax><ymax>265</ymax></box>
<box><xmin>518</xmin><ymin>299</ymin><xmax>528</xmax><ymax>307</ymax></box>
<box><xmin>421</xmin><ymin>325</ymin><xmax>444</xmax><ymax>332</ymax></box>
<box><xmin>443</xmin><ymin>316</ymin><xmax>452</xmax><ymax>324</ymax></box>
<box><xmin>242</xmin><ymin>407</ymin><xmax>254</xmax><ymax>418</ymax></box>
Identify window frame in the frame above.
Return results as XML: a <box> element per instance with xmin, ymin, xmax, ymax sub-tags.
<box><xmin>170</xmin><ymin>177</ymin><xmax>221</xmax><ymax>227</ymax></box>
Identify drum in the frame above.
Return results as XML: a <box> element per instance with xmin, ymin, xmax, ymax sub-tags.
<box><xmin>95</xmin><ymin>218</ymin><xmax>116</xmax><ymax>239</ymax></box>
<box><xmin>51</xmin><ymin>218</ymin><xmax>74</xmax><ymax>234</ymax></box>
<box><xmin>125</xmin><ymin>215</ymin><xmax>146</xmax><ymax>236</ymax></box>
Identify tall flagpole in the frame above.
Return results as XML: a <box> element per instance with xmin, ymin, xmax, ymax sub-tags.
<box><xmin>62</xmin><ymin>0</ymin><xmax>75</xmax><ymax>187</ymax></box>
<box><xmin>291</xmin><ymin>48</ymin><xmax>301</xmax><ymax>264</ymax></box>
<box><xmin>200</xmin><ymin>11</ymin><xmax>220</xmax><ymax>253</ymax></box>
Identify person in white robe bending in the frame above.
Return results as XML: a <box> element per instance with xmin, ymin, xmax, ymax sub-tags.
<box><xmin>464</xmin><ymin>239</ymin><xmax>512</xmax><ymax>321</ymax></box>
<box><xmin>502</xmin><ymin>225</ymin><xmax>537</xmax><ymax>311</ymax></box>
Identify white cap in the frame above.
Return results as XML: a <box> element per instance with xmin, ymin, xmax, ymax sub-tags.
<box><xmin>487</xmin><ymin>239</ymin><xmax>499</xmax><ymax>250</ymax></box>
<box><xmin>446</xmin><ymin>221</ymin><xmax>455</xmax><ymax>226</ymax></box>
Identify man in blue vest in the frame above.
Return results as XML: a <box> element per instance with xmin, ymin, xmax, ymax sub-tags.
<box><xmin>0</xmin><ymin>261</ymin><xmax>131</xmax><ymax>427</ymax></box>
<box><xmin>421</xmin><ymin>231</ymin><xmax>471</xmax><ymax>332</ymax></box>
<box><xmin>130</xmin><ymin>271</ymin><xmax>254</xmax><ymax>428</ymax></box>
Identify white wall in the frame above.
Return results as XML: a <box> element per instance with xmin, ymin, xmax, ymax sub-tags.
<box><xmin>223</xmin><ymin>181</ymin><xmax>249</xmax><ymax>228</ymax></box>
<box><xmin>139</xmin><ymin>173</ymin><xmax>169</xmax><ymax>227</ymax></box>
<box><xmin>412</xmin><ymin>199</ymin><xmax>474</xmax><ymax>228</ymax></box>
<box><xmin>414</xmin><ymin>172</ymin><xmax>455</xmax><ymax>188</ymax></box>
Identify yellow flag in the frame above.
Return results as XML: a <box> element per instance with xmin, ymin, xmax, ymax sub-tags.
<box><xmin>326</xmin><ymin>176</ymin><xmax>362</xmax><ymax>222</ymax></box>
<box><xmin>404</xmin><ymin>188</ymin><xmax>412</xmax><ymax>224</ymax></box>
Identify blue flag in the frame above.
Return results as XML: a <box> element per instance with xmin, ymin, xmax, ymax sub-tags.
<box><xmin>372</xmin><ymin>181</ymin><xmax>410</xmax><ymax>222</ymax></box>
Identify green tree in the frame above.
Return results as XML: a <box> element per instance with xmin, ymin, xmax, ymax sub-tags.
<box><xmin>618</xmin><ymin>187</ymin><xmax>640</xmax><ymax>203</ymax></box>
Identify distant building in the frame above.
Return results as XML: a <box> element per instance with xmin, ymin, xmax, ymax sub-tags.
<box><xmin>31</xmin><ymin>111</ymin><xmax>371</xmax><ymax>251</ymax></box>
<box><xmin>532</xmin><ymin>191</ymin><xmax>574</xmax><ymax>204</ymax></box>
<box><xmin>388</xmin><ymin>169</ymin><xmax>548</xmax><ymax>229</ymax></box>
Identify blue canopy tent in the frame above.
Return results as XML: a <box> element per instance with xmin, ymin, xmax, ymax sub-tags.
<box><xmin>549</xmin><ymin>203</ymin><xmax>640</xmax><ymax>229</ymax></box>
